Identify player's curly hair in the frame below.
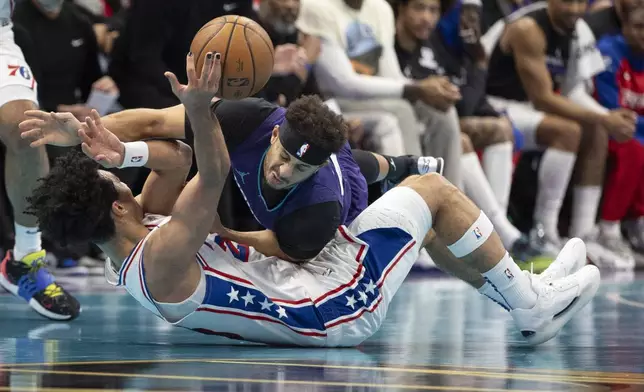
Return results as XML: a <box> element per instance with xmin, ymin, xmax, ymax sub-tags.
<box><xmin>26</xmin><ymin>149</ymin><xmax>119</xmax><ymax>247</ymax></box>
<box><xmin>285</xmin><ymin>95</ymin><xmax>348</xmax><ymax>154</ymax></box>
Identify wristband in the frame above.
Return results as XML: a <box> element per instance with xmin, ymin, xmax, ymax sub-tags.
<box><xmin>118</xmin><ymin>141</ymin><xmax>149</xmax><ymax>168</ymax></box>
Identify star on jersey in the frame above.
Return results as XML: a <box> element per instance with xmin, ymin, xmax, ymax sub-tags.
<box><xmin>363</xmin><ymin>279</ymin><xmax>376</xmax><ymax>295</ymax></box>
<box><xmin>346</xmin><ymin>295</ymin><xmax>357</xmax><ymax>309</ymax></box>
<box><xmin>259</xmin><ymin>297</ymin><xmax>273</xmax><ymax>310</ymax></box>
<box><xmin>241</xmin><ymin>291</ymin><xmax>255</xmax><ymax>306</ymax></box>
<box><xmin>227</xmin><ymin>287</ymin><xmax>239</xmax><ymax>303</ymax></box>
<box><xmin>275</xmin><ymin>306</ymin><xmax>288</xmax><ymax>319</ymax></box>
<box><xmin>357</xmin><ymin>291</ymin><xmax>368</xmax><ymax>304</ymax></box>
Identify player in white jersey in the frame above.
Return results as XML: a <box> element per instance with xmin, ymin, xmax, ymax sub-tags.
<box><xmin>27</xmin><ymin>52</ymin><xmax>600</xmax><ymax>346</ymax></box>
<box><xmin>0</xmin><ymin>0</ymin><xmax>79</xmax><ymax>320</ymax></box>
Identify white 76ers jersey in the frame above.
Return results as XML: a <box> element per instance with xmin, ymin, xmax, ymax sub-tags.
<box><xmin>110</xmin><ymin>208</ymin><xmax>421</xmax><ymax>347</ymax></box>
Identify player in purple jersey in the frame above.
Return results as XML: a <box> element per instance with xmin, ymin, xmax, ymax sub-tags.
<box><xmin>20</xmin><ymin>82</ymin><xmax>442</xmax><ymax>263</ymax></box>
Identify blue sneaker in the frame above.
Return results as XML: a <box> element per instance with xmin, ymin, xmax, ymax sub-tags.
<box><xmin>0</xmin><ymin>250</ymin><xmax>81</xmax><ymax>321</ymax></box>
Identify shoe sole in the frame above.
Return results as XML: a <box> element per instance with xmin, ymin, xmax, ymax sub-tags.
<box><xmin>522</xmin><ymin>265</ymin><xmax>601</xmax><ymax>346</ymax></box>
<box><xmin>0</xmin><ymin>264</ymin><xmax>79</xmax><ymax>321</ymax></box>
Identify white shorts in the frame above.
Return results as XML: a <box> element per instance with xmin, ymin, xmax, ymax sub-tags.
<box><xmin>120</xmin><ymin>187</ymin><xmax>432</xmax><ymax>347</ymax></box>
<box><xmin>487</xmin><ymin>95</ymin><xmax>545</xmax><ymax>151</ymax></box>
<box><xmin>0</xmin><ymin>24</ymin><xmax>38</xmax><ymax>109</ymax></box>
<box><xmin>295</xmin><ymin>185</ymin><xmax>432</xmax><ymax>346</ymax></box>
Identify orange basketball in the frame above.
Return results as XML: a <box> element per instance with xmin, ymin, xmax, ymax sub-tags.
<box><xmin>190</xmin><ymin>15</ymin><xmax>274</xmax><ymax>100</ymax></box>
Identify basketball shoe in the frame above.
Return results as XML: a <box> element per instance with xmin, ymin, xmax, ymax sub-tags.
<box><xmin>0</xmin><ymin>250</ymin><xmax>81</xmax><ymax>321</ymax></box>
<box><xmin>510</xmin><ymin>239</ymin><xmax>600</xmax><ymax>346</ymax></box>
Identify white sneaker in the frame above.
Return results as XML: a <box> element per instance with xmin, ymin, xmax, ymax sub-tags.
<box><xmin>510</xmin><ymin>264</ymin><xmax>600</xmax><ymax>346</ymax></box>
<box><xmin>584</xmin><ymin>228</ymin><xmax>634</xmax><ymax>270</ymax></box>
<box><xmin>596</xmin><ymin>230</ymin><xmax>635</xmax><ymax>271</ymax></box>
<box><xmin>538</xmin><ymin>238</ymin><xmax>587</xmax><ymax>284</ymax></box>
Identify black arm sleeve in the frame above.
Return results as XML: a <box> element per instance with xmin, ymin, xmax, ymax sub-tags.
<box><xmin>183</xmin><ymin>98</ymin><xmax>279</xmax><ymax>153</ymax></box>
<box><xmin>455</xmin><ymin>64</ymin><xmax>489</xmax><ymax>117</ymax></box>
<box><xmin>274</xmin><ymin>202</ymin><xmax>342</xmax><ymax>260</ymax></box>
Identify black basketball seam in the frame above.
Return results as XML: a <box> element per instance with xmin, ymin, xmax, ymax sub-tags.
<box><xmin>245</xmin><ymin>25</ymin><xmax>275</xmax><ymax>59</ymax></box>
<box><xmin>195</xmin><ymin>22</ymin><xmax>227</xmax><ymax>69</ymax></box>
<box><xmin>243</xmin><ymin>25</ymin><xmax>257</xmax><ymax>95</ymax></box>
<box><xmin>220</xmin><ymin>16</ymin><xmax>240</xmax><ymax>98</ymax></box>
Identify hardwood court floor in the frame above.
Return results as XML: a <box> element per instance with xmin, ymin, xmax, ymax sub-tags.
<box><xmin>0</xmin><ymin>270</ymin><xmax>642</xmax><ymax>391</ymax></box>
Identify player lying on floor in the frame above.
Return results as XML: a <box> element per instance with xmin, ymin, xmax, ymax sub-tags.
<box><xmin>26</xmin><ymin>52</ymin><xmax>600</xmax><ymax>347</ymax></box>
<box><xmin>19</xmin><ymin>93</ymin><xmax>442</xmax><ymax>266</ymax></box>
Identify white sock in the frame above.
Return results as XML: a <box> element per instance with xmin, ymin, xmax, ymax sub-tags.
<box><xmin>599</xmin><ymin>220</ymin><xmax>621</xmax><ymax>238</ymax></box>
<box><xmin>478</xmin><ymin>281</ymin><xmax>511</xmax><ymax>311</ymax></box>
<box><xmin>482</xmin><ymin>252</ymin><xmax>538</xmax><ymax>310</ymax></box>
<box><xmin>482</xmin><ymin>142</ymin><xmax>514</xmax><ymax>213</ymax></box>
<box><xmin>13</xmin><ymin>223</ymin><xmax>42</xmax><ymax>261</ymax></box>
<box><xmin>534</xmin><ymin>149</ymin><xmax>576</xmax><ymax>237</ymax></box>
<box><xmin>570</xmin><ymin>186</ymin><xmax>602</xmax><ymax>238</ymax></box>
<box><xmin>462</xmin><ymin>152</ymin><xmax>522</xmax><ymax>248</ymax></box>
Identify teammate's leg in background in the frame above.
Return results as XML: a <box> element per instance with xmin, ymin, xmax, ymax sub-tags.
<box><xmin>459</xmin><ymin>116</ymin><xmax>514</xmax><ymax>212</ymax></box>
<box><xmin>596</xmin><ymin>139</ymin><xmax>639</xmax><ymax>268</ymax></box>
<box><xmin>400</xmin><ymin>173</ymin><xmax>599</xmax><ymax>345</ymax></box>
<box><xmin>0</xmin><ymin>95</ymin><xmax>80</xmax><ymax>321</ymax></box>
<box><xmin>459</xmin><ymin>134</ymin><xmax>552</xmax><ymax>269</ymax></box>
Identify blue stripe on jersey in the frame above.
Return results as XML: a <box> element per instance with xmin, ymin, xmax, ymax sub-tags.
<box><xmin>198</xmin><ymin>227</ymin><xmax>415</xmax><ymax>334</ymax></box>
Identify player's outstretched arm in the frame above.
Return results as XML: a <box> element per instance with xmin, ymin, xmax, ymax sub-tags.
<box><xmin>145</xmin><ymin>52</ymin><xmax>230</xmax><ymax>268</ymax></box>
<box><xmin>19</xmin><ymin>104</ymin><xmax>187</xmax><ymax>148</ymax></box>
<box><xmin>77</xmin><ymin>110</ymin><xmax>193</xmax><ymax>216</ymax></box>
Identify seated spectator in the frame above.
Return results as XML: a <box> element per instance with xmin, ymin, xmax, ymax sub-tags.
<box><xmin>394</xmin><ymin>0</ymin><xmax>552</xmax><ymax>266</ymax></box>
<box><xmin>296</xmin><ymin>0</ymin><xmax>464</xmax><ymax>187</ymax></box>
<box><xmin>482</xmin><ymin>0</ymin><xmax>636</xmax><ymax>266</ymax></box>
<box><xmin>592</xmin><ymin>6</ymin><xmax>644</xmax><ymax>268</ymax></box>
<box><xmin>259</xmin><ymin>0</ymin><xmax>407</xmax><ymax>156</ymax></box>
<box><xmin>255</xmin><ymin>0</ymin><xmax>321</xmax><ymax>105</ymax></box>
<box><xmin>13</xmin><ymin>0</ymin><xmax>119</xmax><ymax>117</ymax></box>
<box><xmin>109</xmin><ymin>0</ymin><xmax>255</xmax><ymax>109</ymax></box>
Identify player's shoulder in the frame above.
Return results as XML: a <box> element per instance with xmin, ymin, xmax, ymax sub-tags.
<box><xmin>505</xmin><ymin>16</ymin><xmax>546</xmax><ymax>51</ymax></box>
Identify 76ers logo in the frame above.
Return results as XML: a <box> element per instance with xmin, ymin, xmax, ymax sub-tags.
<box><xmin>7</xmin><ymin>64</ymin><xmax>31</xmax><ymax>80</ymax></box>
<box><xmin>296</xmin><ymin>143</ymin><xmax>309</xmax><ymax>158</ymax></box>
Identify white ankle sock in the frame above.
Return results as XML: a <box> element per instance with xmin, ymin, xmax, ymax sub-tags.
<box><xmin>13</xmin><ymin>223</ymin><xmax>42</xmax><ymax>261</ymax></box>
<box><xmin>599</xmin><ymin>220</ymin><xmax>621</xmax><ymax>238</ymax></box>
<box><xmin>462</xmin><ymin>152</ymin><xmax>522</xmax><ymax>248</ymax></box>
<box><xmin>482</xmin><ymin>142</ymin><xmax>513</xmax><ymax>213</ymax></box>
<box><xmin>570</xmin><ymin>186</ymin><xmax>602</xmax><ymax>238</ymax></box>
<box><xmin>478</xmin><ymin>281</ymin><xmax>511</xmax><ymax>311</ymax></box>
<box><xmin>534</xmin><ymin>149</ymin><xmax>576</xmax><ymax>237</ymax></box>
<box><xmin>482</xmin><ymin>252</ymin><xmax>538</xmax><ymax>310</ymax></box>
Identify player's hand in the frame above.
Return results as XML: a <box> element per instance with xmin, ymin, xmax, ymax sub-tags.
<box><xmin>165</xmin><ymin>51</ymin><xmax>222</xmax><ymax>109</ymax></box>
<box><xmin>273</xmin><ymin>44</ymin><xmax>299</xmax><ymax>75</ymax></box>
<box><xmin>418</xmin><ymin>76</ymin><xmax>462</xmax><ymax>111</ymax></box>
<box><xmin>77</xmin><ymin>109</ymin><xmax>126</xmax><ymax>168</ymax></box>
<box><xmin>19</xmin><ymin>110</ymin><xmax>83</xmax><ymax>147</ymax></box>
<box><xmin>602</xmin><ymin>108</ymin><xmax>637</xmax><ymax>142</ymax></box>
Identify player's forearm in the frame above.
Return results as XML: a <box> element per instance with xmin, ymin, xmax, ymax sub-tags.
<box><xmin>141</xmin><ymin>140</ymin><xmax>192</xmax><ymax>173</ymax></box>
<box><xmin>186</xmin><ymin>104</ymin><xmax>230</xmax><ymax>185</ymax></box>
<box><xmin>103</xmin><ymin>104</ymin><xmax>186</xmax><ymax>142</ymax></box>
<box><xmin>220</xmin><ymin>229</ymin><xmax>292</xmax><ymax>261</ymax></box>
<box><xmin>532</xmin><ymin>93</ymin><xmax>606</xmax><ymax>126</ymax></box>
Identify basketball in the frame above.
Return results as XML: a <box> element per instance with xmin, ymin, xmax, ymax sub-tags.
<box><xmin>190</xmin><ymin>15</ymin><xmax>275</xmax><ymax>100</ymax></box>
